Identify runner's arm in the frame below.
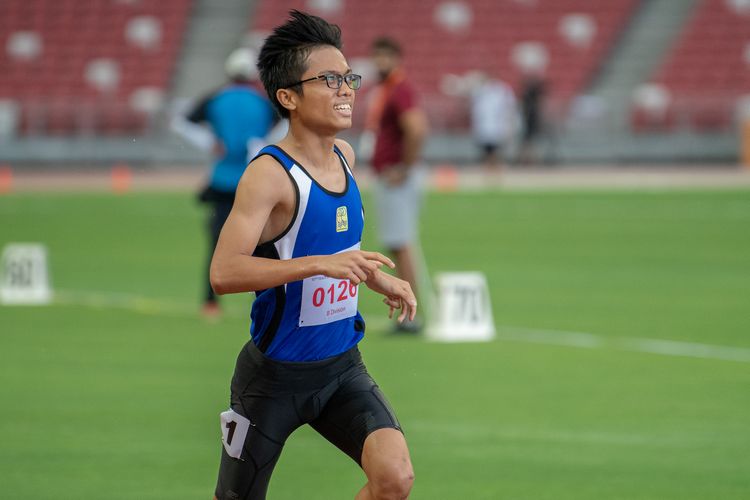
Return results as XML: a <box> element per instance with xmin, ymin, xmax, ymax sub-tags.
<box><xmin>210</xmin><ymin>155</ymin><xmax>391</xmax><ymax>294</ymax></box>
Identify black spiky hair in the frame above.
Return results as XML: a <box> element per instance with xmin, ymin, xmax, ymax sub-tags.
<box><xmin>257</xmin><ymin>10</ymin><xmax>343</xmax><ymax>118</ymax></box>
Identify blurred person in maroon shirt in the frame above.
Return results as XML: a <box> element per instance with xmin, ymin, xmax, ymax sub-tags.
<box><xmin>366</xmin><ymin>37</ymin><xmax>429</xmax><ymax>333</ymax></box>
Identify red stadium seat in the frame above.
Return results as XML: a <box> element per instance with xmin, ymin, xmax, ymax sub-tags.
<box><xmin>250</xmin><ymin>0</ymin><xmax>640</xmax><ymax>131</ymax></box>
<box><xmin>636</xmin><ymin>0</ymin><xmax>750</xmax><ymax>132</ymax></box>
<box><xmin>0</xmin><ymin>0</ymin><xmax>191</xmax><ymax>136</ymax></box>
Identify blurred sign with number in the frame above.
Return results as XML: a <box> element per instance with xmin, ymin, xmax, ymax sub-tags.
<box><xmin>427</xmin><ymin>272</ymin><xmax>495</xmax><ymax>342</ymax></box>
<box><xmin>1</xmin><ymin>243</ymin><xmax>52</xmax><ymax>305</ymax></box>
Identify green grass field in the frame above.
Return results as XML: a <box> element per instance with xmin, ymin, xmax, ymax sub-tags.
<box><xmin>1</xmin><ymin>188</ymin><xmax>749</xmax><ymax>499</ymax></box>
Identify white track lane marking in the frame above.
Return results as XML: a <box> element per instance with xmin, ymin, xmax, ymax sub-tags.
<box><xmin>48</xmin><ymin>289</ymin><xmax>750</xmax><ymax>363</ymax></box>
<box><xmin>497</xmin><ymin>325</ymin><xmax>750</xmax><ymax>363</ymax></box>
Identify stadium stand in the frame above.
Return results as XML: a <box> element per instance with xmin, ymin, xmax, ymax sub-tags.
<box><xmin>0</xmin><ymin>0</ymin><xmax>191</xmax><ymax>136</ymax></box>
<box><xmin>249</xmin><ymin>0</ymin><xmax>640</xmax><ymax>130</ymax></box>
<box><xmin>632</xmin><ymin>0</ymin><xmax>750</xmax><ymax>132</ymax></box>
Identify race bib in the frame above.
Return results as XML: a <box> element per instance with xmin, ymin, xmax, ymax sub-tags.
<box><xmin>299</xmin><ymin>274</ymin><xmax>359</xmax><ymax>327</ymax></box>
<box><xmin>220</xmin><ymin>409</ymin><xmax>251</xmax><ymax>459</ymax></box>
<box><xmin>299</xmin><ymin>244</ymin><xmax>361</xmax><ymax>327</ymax></box>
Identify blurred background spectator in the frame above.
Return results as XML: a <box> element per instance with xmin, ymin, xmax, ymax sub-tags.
<box><xmin>365</xmin><ymin>36</ymin><xmax>429</xmax><ymax>334</ymax></box>
<box><xmin>468</xmin><ymin>71</ymin><xmax>518</xmax><ymax>170</ymax></box>
<box><xmin>170</xmin><ymin>46</ymin><xmax>277</xmax><ymax>317</ymax></box>
<box><xmin>518</xmin><ymin>71</ymin><xmax>547</xmax><ymax>166</ymax></box>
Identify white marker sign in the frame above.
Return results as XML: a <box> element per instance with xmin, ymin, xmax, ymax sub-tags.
<box><xmin>1</xmin><ymin>243</ymin><xmax>52</xmax><ymax>305</ymax></box>
<box><xmin>427</xmin><ymin>272</ymin><xmax>495</xmax><ymax>342</ymax></box>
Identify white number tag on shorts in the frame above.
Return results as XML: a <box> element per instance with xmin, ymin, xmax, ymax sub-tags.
<box><xmin>220</xmin><ymin>409</ymin><xmax>251</xmax><ymax>459</ymax></box>
<box><xmin>299</xmin><ymin>244</ymin><xmax>360</xmax><ymax>327</ymax></box>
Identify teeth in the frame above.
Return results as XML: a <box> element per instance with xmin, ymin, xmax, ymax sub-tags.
<box><xmin>334</xmin><ymin>104</ymin><xmax>351</xmax><ymax>111</ymax></box>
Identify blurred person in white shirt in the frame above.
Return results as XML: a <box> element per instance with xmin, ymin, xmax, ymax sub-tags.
<box><xmin>468</xmin><ymin>71</ymin><xmax>517</xmax><ymax>170</ymax></box>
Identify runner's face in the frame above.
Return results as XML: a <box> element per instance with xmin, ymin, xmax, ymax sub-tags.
<box><xmin>296</xmin><ymin>46</ymin><xmax>355</xmax><ymax>132</ymax></box>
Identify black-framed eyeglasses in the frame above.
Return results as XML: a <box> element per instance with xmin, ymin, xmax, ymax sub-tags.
<box><xmin>287</xmin><ymin>73</ymin><xmax>362</xmax><ymax>90</ymax></box>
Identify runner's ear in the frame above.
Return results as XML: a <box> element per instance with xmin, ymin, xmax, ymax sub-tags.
<box><xmin>276</xmin><ymin>88</ymin><xmax>298</xmax><ymax>113</ymax></box>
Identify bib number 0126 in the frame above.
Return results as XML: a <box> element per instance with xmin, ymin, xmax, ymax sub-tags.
<box><xmin>299</xmin><ymin>274</ymin><xmax>359</xmax><ymax>327</ymax></box>
<box><xmin>311</xmin><ymin>280</ymin><xmax>357</xmax><ymax>307</ymax></box>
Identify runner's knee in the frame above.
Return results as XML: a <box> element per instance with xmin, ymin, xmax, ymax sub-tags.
<box><xmin>369</xmin><ymin>461</ymin><xmax>414</xmax><ymax>500</ymax></box>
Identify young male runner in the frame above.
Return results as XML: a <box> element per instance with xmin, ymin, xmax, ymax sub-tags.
<box><xmin>210</xmin><ymin>11</ymin><xmax>416</xmax><ymax>500</ymax></box>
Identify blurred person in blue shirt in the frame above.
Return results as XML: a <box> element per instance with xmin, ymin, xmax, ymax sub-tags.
<box><xmin>174</xmin><ymin>47</ymin><xmax>281</xmax><ymax>316</ymax></box>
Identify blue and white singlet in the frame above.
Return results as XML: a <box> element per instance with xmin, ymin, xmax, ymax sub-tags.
<box><xmin>249</xmin><ymin>144</ymin><xmax>366</xmax><ymax>361</ymax></box>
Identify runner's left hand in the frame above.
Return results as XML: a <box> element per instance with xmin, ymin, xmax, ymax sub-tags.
<box><xmin>366</xmin><ymin>270</ymin><xmax>417</xmax><ymax>323</ymax></box>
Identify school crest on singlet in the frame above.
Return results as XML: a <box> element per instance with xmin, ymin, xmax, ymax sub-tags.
<box><xmin>336</xmin><ymin>206</ymin><xmax>348</xmax><ymax>232</ymax></box>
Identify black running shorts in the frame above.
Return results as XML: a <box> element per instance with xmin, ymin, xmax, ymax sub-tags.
<box><xmin>214</xmin><ymin>341</ymin><xmax>402</xmax><ymax>500</ymax></box>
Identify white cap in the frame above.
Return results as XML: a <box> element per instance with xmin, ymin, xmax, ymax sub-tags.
<box><xmin>225</xmin><ymin>47</ymin><xmax>258</xmax><ymax>80</ymax></box>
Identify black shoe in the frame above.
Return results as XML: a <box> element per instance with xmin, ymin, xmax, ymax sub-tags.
<box><xmin>393</xmin><ymin>318</ymin><xmax>423</xmax><ymax>334</ymax></box>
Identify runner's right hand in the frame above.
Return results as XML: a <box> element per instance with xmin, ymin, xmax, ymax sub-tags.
<box><xmin>318</xmin><ymin>251</ymin><xmax>395</xmax><ymax>284</ymax></box>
